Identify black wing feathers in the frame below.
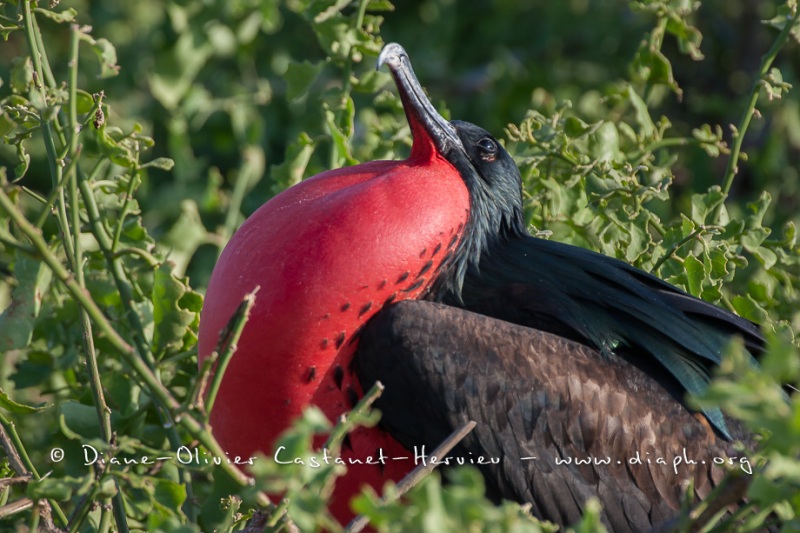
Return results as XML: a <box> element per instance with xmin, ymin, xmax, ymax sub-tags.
<box><xmin>442</xmin><ymin>235</ymin><xmax>764</xmax><ymax>438</ymax></box>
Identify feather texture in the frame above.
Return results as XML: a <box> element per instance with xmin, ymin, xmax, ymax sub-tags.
<box><xmin>439</xmin><ymin>235</ymin><xmax>764</xmax><ymax>438</ymax></box>
<box><xmin>356</xmin><ymin>300</ymin><xmax>754</xmax><ymax>531</ymax></box>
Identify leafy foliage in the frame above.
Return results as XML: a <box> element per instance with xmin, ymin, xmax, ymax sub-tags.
<box><xmin>0</xmin><ymin>0</ymin><xmax>799</xmax><ymax>531</ymax></box>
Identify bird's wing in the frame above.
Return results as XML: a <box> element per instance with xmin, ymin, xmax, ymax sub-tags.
<box><xmin>442</xmin><ymin>235</ymin><xmax>764</xmax><ymax>438</ymax></box>
<box><xmin>355</xmin><ymin>300</ymin><xmax>750</xmax><ymax>532</ymax></box>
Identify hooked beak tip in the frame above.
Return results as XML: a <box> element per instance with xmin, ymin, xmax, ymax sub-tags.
<box><xmin>377</xmin><ymin>42</ymin><xmax>407</xmax><ymax>71</ymax></box>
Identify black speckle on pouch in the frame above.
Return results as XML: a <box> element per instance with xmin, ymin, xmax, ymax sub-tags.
<box><xmin>417</xmin><ymin>260</ymin><xmax>433</xmax><ymax>278</ymax></box>
<box><xmin>402</xmin><ymin>278</ymin><xmax>425</xmax><ymax>293</ymax></box>
<box><xmin>333</xmin><ymin>365</ymin><xmax>345</xmax><ymax>389</ymax></box>
<box><xmin>305</xmin><ymin>366</ymin><xmax>317</xmax><ymax>383</ymax></box>
<box><xmin>334</xmin><ymin>331</ymin><xmax>346</xmax><ymax>349</ymax></box>
<box><xmin>348</xmin><ymin>324</ymin><xmax>366</xmax><ymax>347</ymax></box>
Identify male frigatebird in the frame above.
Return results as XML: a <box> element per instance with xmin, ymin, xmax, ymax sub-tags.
<box><xmin>198</xmin><ymin>43</ymin><xmax>763</xmax><ymax>531</ymax></box>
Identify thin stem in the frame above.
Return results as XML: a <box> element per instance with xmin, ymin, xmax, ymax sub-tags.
<box><xmin>266</xmin><ymin>384</ymin><xmax>386</xmax><ymax>530</ymax></box>
<box><xmin>0</xmin><ymin>411</ymin><xmax>68</xmax><ymax>526</ymax></box>
<box><xmin>76</xmin><ymin>161</ymin><xmax>201</xmax><ymax>519</ymax></box>
<box><xmin>1</xmin><ymin>186</ymin><xmax>276</xmax><ymax>510</ymax></box>
<box><xmin>643</xmin><ymin>16</ymin><xmax>669</xmax><ymax>103</ymax></box>
<box><xmin>77</xmin><ymin>171</ymin><xmax>154</xmax><ymax>366</ymax></box>
<box><xmin>112</xmin><ymin>246</ymin><xmax>162</xmax><ymax>267</ymax></box>
<box><xmin>0</xmin><ymin>234</ymin><xmax>35</xmax><ymax>254</ymax></box>
<box><xmin>204</xmin><ymin>288</ymin><xmax>259</xmax><ymax>416</ymax></box>
<box><xmin>28</xmin><ymin>502</ymin><xmax>40</xmax><ymax>533</ymax></box>
<box><xmin>110</xmin><ymin>171</ymin><xmax>141</xmax><ymax>253</ymax></box>
<box><xmin>0</xmin><ymin>499</ymin><xmax>33</xmax><ymax>521</ymax></box>
<box><xmin>716</xmin><ymin>5</ymin><xmax>800</xmax><ymax>221</ymax></box>
<box><xmin>652</xmin><ymin>225</ymin><xmax>722</xmax><ymax>272</ymax></box>
<box><xmin>33</xmin><ymin>145</ymin><xmax>82</xmax><ymax>229</ymax></box>
<box><xmin>22</xmin><ymin>0</ymin><xmax>75</xmax><ymax>268</ymax></box>
<box><xmin>65</xmin><ymin>23</ymin><xmax>131</xmax><ymax>533</ymax></box>
<box><xmin>323</xmin><ymin>381</ymin><xmax>384</xmax><ymax>452</ymax></box>
<box><xmin>221</xmin><ymin>164</ymin><xmax>251</xmax><ymax>253</ymax></box>
<box><xmin>328</xmin><ymin>0</ymin><xmax>370</xmax><ymax>169</ymax></box>
<box><xmin>344</xmin><ymin>420</ymin><xmax>478</xmax><ymax>533</ymax></box>
<box><xmin>628</xmin><ymin>136</ymin><xmax>694</xmax><ymax>162</ymax></box>
<box><xmin>31</xmin><ymin>13</ymin><xmax>57</xmax><ymax>89</ymax></box>
<box><xmin>0</xmin><ymin>187</ymin><xmax>135</xmax><ymax>366</ymax></box>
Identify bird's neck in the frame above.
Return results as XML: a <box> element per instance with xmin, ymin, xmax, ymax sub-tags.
<box><xmin>427</xmin><ymin>183</ymin><xmax>527</xmax><ymax>303</ymax></box>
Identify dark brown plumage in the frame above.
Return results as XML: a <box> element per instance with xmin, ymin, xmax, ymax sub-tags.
<box><xmin>356</xmin><ymin>300</ymin><xmax>754</xmax><ymax>531</ymax></box>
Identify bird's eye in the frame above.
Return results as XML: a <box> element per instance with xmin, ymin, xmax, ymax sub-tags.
<box><xmin>476</xmin><ymin>138</ymin><xmax>498</xmax><ymax>161</ymax></box>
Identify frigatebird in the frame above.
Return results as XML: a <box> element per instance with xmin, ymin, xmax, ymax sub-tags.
<box><xmin>198</xmin><ymin>43</ymin><xmax>763</xmax><ymax>531</ymax></box>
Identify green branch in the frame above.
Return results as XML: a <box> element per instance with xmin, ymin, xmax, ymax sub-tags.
<box><xmin>0</xmin><ymin>186</ymin><xmax>276</xmax><ymax>512</ymax></box>
<box><xmin>203</xmin><ymin>287</ymin><xmax>259</xmax><ymax>418</ymax></box>
<box><xmin>716</xmin><ymin>5</ymin><xmax>800</xmax><ymax>222</ymax></box>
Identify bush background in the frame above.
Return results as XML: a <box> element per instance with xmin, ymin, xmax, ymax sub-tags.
<box><xmin>1</xmin><ymin>0</ymin><xmax>799</xmax><ymax>531</ymax></box>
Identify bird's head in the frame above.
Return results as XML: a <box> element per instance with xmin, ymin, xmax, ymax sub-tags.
<box><xmin>379</xmin><ymin>43</ymin><xmax>526</xmax><ymax>298</ymax></box>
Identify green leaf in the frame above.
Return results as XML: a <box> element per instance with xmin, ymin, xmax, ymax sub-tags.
<box><xmin>148</xmin><ymin>34</ymin><xmax>212</xmax><ymax>109</ymax></box>
<box><xmin>285</xmin><ymin>60</ymin><xmax>324</xmax><ymax>101</ymax></box>
<box><xmin>161</xmin><ymin>200</ymin><xmax>209</xmax><ymax>277</ymax></box>
<box><xmin>683</xmin><ymin>254</ymin><xmax>705</xmax><ymax>296</ymax></box>
<box><xmin>690</xmin><ymin>187</ymin><xmax>725</xmax><ymax>225</ymax></box>
<box><xmin>14</xmin><ymin>141</ymin><xmax>30</xmax><ymax>180</ymax></box>
<box><xmin>752</xmin><ymin>245</ymin><xmax>778</xmax><ymax>270</ymax></box>
<box><xmin>60</xmin><ymin>401</ymin><xmax>105</xmax><ymax>440</ymax></box>
<box><xmin>0</xmin><ymin>387</ymin><xmax>48</xmax><ymax>413</ymax></box>
<box><xmin>763</xmin><ymin>5</ymin><xmax>800</xmax><ymax>44</ymax></box>
<box><xmin>90</xmin><ymin>122</ymin><xmax>137</xmax><ymax>168</ymax></box>
<box><xmin>0</xmin><ymin>254</ymin><xmax>52</xmax><ymax>351</ymax></box>
<box><xmin>106</xmin><ymin>372</ymin><xmax>142</xmax><ymax>418</ymax></box>
<box><xmin>0</xmin><ymin>107</ymin><xmax>16</xmax><ymax>137</ymax></box>
<box><xmin>35</xmin><ymin>7</ymin><xmax>78</xmax><ymax>23</ymax></box>
<box><xmin>152</xmin><ymin>262</ymin><xmax>199</xmax><ymax>355</ymax></box>
<box><xmin>86</xmin><ymin>37</ymin><xmax>121</xmax><ymax>78</ymax></box>
<box><xmin>564</xmin><ymin>116</ymin><xmax>591</xmax><ymax>138</ymax></box>
<box><xmin>27</xmin><ymin>476</ymin><xmax>88</xmax><ymax>501</ymax></box>
<box><xmin>153</xmin><ymin>478</ymin><xmax>188</xmax><ymax>511</ymax></box>
<box><xmin>271</xmin><ymin>132</ymin><xmax>316</xmax><ymax>191</ymax></box>
<box><xmin>746</xmin><ymin>191</ymin><xmax>772</xmax><ymax>228</ymax></box>
<box><xmin>588</xmin><ymin>121</ymin><xmax>621</xmax><ymax>162</ymax></box>
<box><xmin>692</xmin><ymin>124</ymin><xmax>725</xmax><ymax>157</ymax></box>
<box><xmin>666</xmin><ymin>13</ymin><xmax>704</xmax><ymax>60</ymax></box>
<box><xmin>10</xmin><ymin>56</ymin><xmax>33</xmax><ymax>94</ymax></box>
<box><xmin>141</xmin><ymin>157</ymin><xmax>176</xmax><ymax>171</ymax></box>
<box><xmin>742</xmin><ymin>227</ymin><xmax>770</xmax><ymax>251</ymax></box>
<box><xmin>731</xmin><ymin>294</ymin><xmax>770</xmax><ymax>323</ymax></box>
<box><xmin>10</xmin><ymin>351</ymin><xmax>54</xmax><ymax>389</ymax></box>
<box><xmin>624</xmin><ymin>84</ymin><xmax>656</xmax><ymax>138</ymax></box>
<box><xmin>324</xmin><ymin>96</ymin><xmax>358</xmax><ymax>166</ymax></box>
<box><xmin>75</xmin><ymin>89</ymin><xmax>95</xmax><ymax>114</ymax></box>
<box><xmin>633</xmin><ymin>45</ymin><xmax>680</xmax><ymax>95</ymax></box>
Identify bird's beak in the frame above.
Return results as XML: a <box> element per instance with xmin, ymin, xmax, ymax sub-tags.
<box><xmin>378</xmin><ymin>43</ymin><xmax>464</xmax><ymax>160</ymax></box>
